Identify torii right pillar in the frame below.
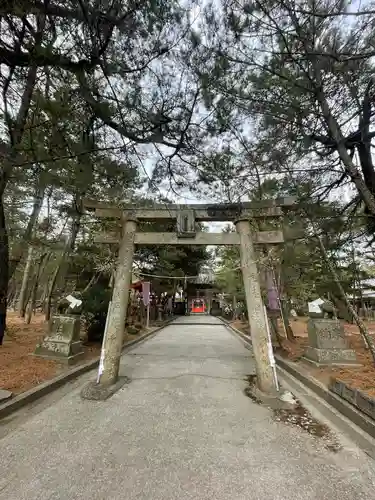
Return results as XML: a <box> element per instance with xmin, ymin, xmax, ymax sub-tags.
<box><xmin>236</xmin><ymin>219</ymin><xmax>277</xmax><ymax>394</ymax></box>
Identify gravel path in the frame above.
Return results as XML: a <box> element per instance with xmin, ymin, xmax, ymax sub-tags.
<box><xmin>1</xmin><ymin>315</ymin><xmax>374</xmax><ymax>499</ymax></box>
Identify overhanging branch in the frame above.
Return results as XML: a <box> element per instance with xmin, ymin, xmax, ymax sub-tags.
<box><xmin>74</xmin><ymin>70</ymin><xmax>182</xmax><ymax>149</ymax></box>
<box><xmin>0</xmin><ymin>46</ymin><xmax>96</xmax><ymax>71</ymax></box>
<box><xmin>0</xmin><ymin>0</ymin><xmax>138</xmax><ymax>26</ymax></box>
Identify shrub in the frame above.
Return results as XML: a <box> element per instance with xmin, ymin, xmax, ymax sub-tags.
<box><xmin>81</xmin><ymin>285</ymin><xmax>111</xmax><ymax>342</ymax></box>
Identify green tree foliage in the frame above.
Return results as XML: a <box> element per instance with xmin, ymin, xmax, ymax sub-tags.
<box><xmin>0</xmin><ymin>1</ymin><xmax>209</xmax><ymax>341</ymax></box>
<box><xmin>197</xmin><ymin>0</ymin><xmax>375</xmax><ymax>221</ymax></box>
<box><xmin>215</xmin><ymin>226</ymin><xmax>243</xmax><ymax>298</ymax></box>
<box><xmin>215</xmin><ymin>176</ymin><xmax>374</xmax><ymax>315</ymax></box>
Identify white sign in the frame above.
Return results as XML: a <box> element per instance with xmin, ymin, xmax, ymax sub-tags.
<box><xmin>263</xmin><ymin>305</ymin><xmax>279</xmax><ymax>391</ymax></box>
<box><xmin>268</xmin><ymin>340</ymin><xmax>276</xmax><ymax>367</ymax></box>
<box><xmin>97</xmin><ymin>301</ymin><xmax>112</xmax><ymax>383</ymax></box>
<box><xmin>308</xmin><ymin>298</ymin><xmax>324</xmax><ymax>314</ymax></box>
<box><xmin>66</xmin><ymin>295</ymin><xmax>82</xmax><ymax>310</ymax></box>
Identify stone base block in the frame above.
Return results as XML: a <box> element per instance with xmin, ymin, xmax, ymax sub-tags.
<box><xmin>305</xmin><ymin>346</ymin><xmax>359</xmax><ymax>366</ymax></box>
<box><xmin>80</xmin><ymin>377</ymin><xmax>131</xmax><ymax>401</ymax></box>
<box><xmin>34</xmin><ymin>341</ymin><xmax>84</xmax><ymax>365</ymax></box>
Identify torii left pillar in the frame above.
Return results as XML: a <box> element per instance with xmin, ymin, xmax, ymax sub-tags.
<box><xmin>81</xmin><ymin>217</ymin><xmax>137</xmax><ymax>400</ymax></box>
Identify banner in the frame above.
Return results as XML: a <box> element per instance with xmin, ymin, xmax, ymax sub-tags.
<box><xmin>142</xmin><ymin>281</ymin><xmax>151</xmax><ymax>306</ymax></box>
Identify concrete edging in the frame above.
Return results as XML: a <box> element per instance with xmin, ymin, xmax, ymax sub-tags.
<box><xmin>0</xmin><ymin>319</ymin><xmax>173</xmax><ymax>420</ymax></box>
<box><xmin>219</xmin><ymin>317</ymin><xmax>252</xmax><ymax>348</ymax></box>
<box><xmin>329</xmin><ymin>379</ymin><xmax>375</xmax><ymax>421</ymax></box>
<box><xmin>220</xmin><ymin>317</ymin><xmax>375</xmax><ymax>441</ymax></box>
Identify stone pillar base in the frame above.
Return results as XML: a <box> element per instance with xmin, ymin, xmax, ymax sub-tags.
<box><xmin>80</xmin><ymin>377</ymin><xmax>131</xmax><ymax>401</ymax></box>
<box><xmin>305</xmin><ymin>346</ymin><xmax>359</xmax><ymax>366</ymax></box>
<box><xmin>34</xmin><ymin>342</ymin><xmax>84</xmax><ymax>365</ymax></box>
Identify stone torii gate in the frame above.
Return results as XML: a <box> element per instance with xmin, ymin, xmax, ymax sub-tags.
<box><xmin>82</xmin><ymin>198</ymin><xmax>295</xmax><ymax>399</ymax></box>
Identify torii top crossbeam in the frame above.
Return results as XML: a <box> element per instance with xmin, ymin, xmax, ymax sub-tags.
<box><xmin>83</xmin><ymin>198</ymin><xmax>296</xmax><ymax>222</ymax></box>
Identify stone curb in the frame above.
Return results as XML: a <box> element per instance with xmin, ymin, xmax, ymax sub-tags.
<box><xmin>0</xmin><ymin>319</ymin><xmax>174</xmax><ymax>420</ymax></box>
<box><xmin>217</xmin><ymin>316</ymin><xmax>251</xmax><ymax>345</ymax></box>
<box><xmin>329</xmin><ymin>379</ymin><xmax>375</xmax><ymax>421</ymax></box>
<box><xmin>219</xmin><ymin>317</ymin><xmax>253</xmax><ymax>348</ymax></box>
<box><xmin>220</xmin><ymin>318</ymin><xmax>375</xmax><ymax>442</ymax></box>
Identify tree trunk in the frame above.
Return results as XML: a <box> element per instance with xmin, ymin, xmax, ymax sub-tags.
<box><xmin>40</xmin><ymin>280</ymin><xmax>49</xmax><ymax>313</ymax></box>
<box><xmin>17</xmin><ymin>246</ymin><xmax>34</xmax><ymax>317</ymax></box>
<box><xmin>357</xmin><ymin>143</ymin><xmax>375</xmax><ymax>199</ymax></box>
<box><xmin>0</xmin><ymin>195</ymin><xmax>9</xmax><ymax>344</ymax></box>
<box><xmin>45</xmin><ymin>252</ymin><xmax>65</xmax><ymax>322</ymax></box>
<box><xmin>109</xmin><ymin>270</ymin><xmax>115</xmax><ymax>289</ymax></box>
<box><xmin>38</xmin><ymin>253</ymin><xmax>52</xmax><ymax>313</ymax></box>
<box><xmin>316</xmin><ymin>234</ymin><xmax>375</xmax><ymax>363</ymax></box>
<box><xmin>0</xmin><ymin>32</ymin><xmax>43</xmax><ymax>338</ymax></box>
<box><xmin>54</xmin><ymin>200</ymin><xmax>82</xmax><ymax>292</ymax></box>
<box><xmin>272</xmin><ymin>264</ymin><xmax>295</xmax><ymax>342</ymax></box>
<box><xmin>9</xmin><ymin>181</ymin><xmax>45</xmax><ymax>280</ymax></box>
<box><xmin>279</xmin><ymin>298</ymin><xmax>295</xmax><ymax>341</ymax></box>
<box><xmin>357</xmin><ymin>79</ymin><xmax>375</xmax><ymax>215</ymax></box>
<box><xmin>232</xmin><ymin>294</ymin><xmax>237</xmax><ymax>320</ymax></box>
<box><xmin>7</xmin><ymin>279</ymin><xmax>17</xmax><ymax>308</ymax></box>
<box><xmin>317</xmin><ymin>91</ymin><xmax>375</xmax><ymax>217</ymax></box>
<box><xmin>25</xmin><ymin>300</ymin><xmax>33</xmax><ymax>326</ymax></box>
<box><xmin>82</xmin><ymin>272</ymin><xmax>101</xmax><ymax>293</ymax></box>
<box><xmin>45</xmin><ymin>209</ymin><xmax>82</xmax><ymax>321</ymax></box>
<box><xmin>268</xmin><ymin>311</ymin><xmax>282</xmax><ymax>347</ymax></box>
<box><xmin>26</xmin><ymin>253</ymin><xmax>47</xmax><ymax>324</ymax></box>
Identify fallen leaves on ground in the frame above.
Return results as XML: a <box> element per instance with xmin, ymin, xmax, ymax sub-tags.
<box><xmin>243</xmin><ymin>372</ymin><xmax>341</xmax><ymax>452</ymax></box>
<box><xmin>279</xmin><ymin>328</ymin><xmax>375</xmax><ymax>398</ymax></box>
<box><xmin>231</xmin><ymin>317</ymin><xmax>375</xmax><ymax>399</ymax></box>
<box><xmin>273</xmin><ymin>403</ymin><xmax>342</xmax><ymax>452</ymax></box>
<box><xmin>0</xmin><ymin>313</ymin><xmax>100</xmax><ymax>395</ymax></box>
<box><xmin>327</xmin><ymin>334</ymin><xmax>375</xmax><ymax>397</ymax></box>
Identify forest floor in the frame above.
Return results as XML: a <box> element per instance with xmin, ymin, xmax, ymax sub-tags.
<box><xmin>0</xmin><ymin>312</ymin><xmax>145</xmax><ymax>395</ymax></box>
<box><xmin>231</xmin><ymin>317</ymin><xmax>375</xmax><ymax>398</ymax></box>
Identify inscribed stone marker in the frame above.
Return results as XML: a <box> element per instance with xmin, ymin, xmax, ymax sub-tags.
<box><xmin>34</xmin><ymin>314</ymin><xmax>84</xmax><ymax>364</ymax></box>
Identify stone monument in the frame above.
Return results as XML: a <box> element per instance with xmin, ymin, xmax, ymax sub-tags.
<box><xmin>304</xmin><ymin>298</ymin><xmax>358</xmax><ymax>366</ymax></box>
<box><xmin>34</xmin><ymin>296</ymin><xmax>84</xmax><ymax>364</ymax></box>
